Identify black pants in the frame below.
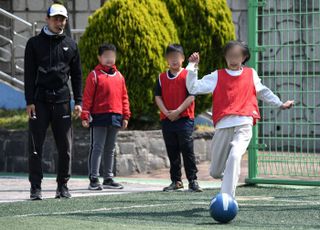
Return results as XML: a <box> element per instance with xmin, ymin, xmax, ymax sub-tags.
<box><xmin>28</xmin><ymin>101</ymin><xmax>72</xmax><ymax>186</ymax></box>
<box><xmin>162</xmin><ymin>129</ymin><xmax>198</xmax><ymax>182</ymax></box>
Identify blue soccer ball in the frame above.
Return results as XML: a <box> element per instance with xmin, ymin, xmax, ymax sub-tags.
<box><xmin>209</xmin><ymin>193</ymin><xmax>239</xmax><ymax>223</ymax></box>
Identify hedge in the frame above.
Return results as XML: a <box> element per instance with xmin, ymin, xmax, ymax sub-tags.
<box><xmin>163</xmin><ymin>0</ymin><xmax>236</xmax><ymax>113</ymax></box>
<box><xmin>79</xmin><ymin>0</ymin><xmax>235</xmax><ymax>126</ymax></box>
<box><xmin>78</xmin><ymin>0</ymin><xmax>179</xmax><ymax>123</ymax></box>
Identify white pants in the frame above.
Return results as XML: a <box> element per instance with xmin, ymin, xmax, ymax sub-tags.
<box><xmin>209</xmin><ymin>124</ymin><xmax>253</xmax><ymax>197</ymax></box>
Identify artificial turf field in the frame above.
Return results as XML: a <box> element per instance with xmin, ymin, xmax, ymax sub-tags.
<box><xmin>0</xmin><ymin>185</ymin><xmax>319</xmax><ymax>230</ymax></box>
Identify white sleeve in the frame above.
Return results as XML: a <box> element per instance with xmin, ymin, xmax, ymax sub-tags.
<box><xmin>253</xmin><ymin>69</ymin><xmax>283</xmax><ymax>107</ymax></box>
<box><xmin>186</xmin><ymin>62</ymin><xmax>217</xmax><ymax>95</ymax></box>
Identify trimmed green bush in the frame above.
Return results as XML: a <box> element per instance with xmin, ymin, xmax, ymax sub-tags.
<box><xmin>78</xmin><ymin>0</ymin><xmax>179</xmax><ymax>123</ymax></box>
<box><xmin>79</xmin><ymin>0</ymin><xmax>235</xmax><ymax>126</ymax></box>
<box><xmin>164</xmin><ymin>0</ymin><xmax>236</xmax><ymax>113</ymax></box>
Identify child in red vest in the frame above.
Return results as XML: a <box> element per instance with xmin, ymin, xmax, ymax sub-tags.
<box><xmin>155</xmin><ymin>44</ymin><xmax>202</xmax><ymax>192</ymax></box>
<box><xmin>187</xmin><ymin>40</ymin><xmax>294</xmax><ymax>197</ymax></box>
<box><xmin>81</xmin><ymin>43</ymin><xmax>130</xmax><ymax>190</ymax></box>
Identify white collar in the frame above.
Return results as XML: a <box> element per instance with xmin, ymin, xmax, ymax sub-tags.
<box><xmin>166</xmin><ymin>68</ymin><xmax>184</xmax><ymax>80</ymax></box>
<box><xmin>225</xmin><ymin>67</ymin><xmax>243</xmax><ymax>76</ymax></box>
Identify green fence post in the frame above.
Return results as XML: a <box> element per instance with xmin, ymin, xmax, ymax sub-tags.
<box><xmin>244</xmin><ymin>0</ymin><xmax>320</xmax><ymax>186</ymax></box>
<box><xmin>246</xmin><ymin>0</ymin><xmax>259</xmax><ymax>184</ymax></box>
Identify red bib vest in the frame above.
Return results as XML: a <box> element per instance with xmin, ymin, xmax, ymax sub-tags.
<box><xmin>212</xmin><ymin>67</ymin><xmax>260</xmax><ymax>126</ymax></box>
<box><xmin>159</xmin><ymin>69</ymin><xmax>195</xmax><ymax>120</ymax></box>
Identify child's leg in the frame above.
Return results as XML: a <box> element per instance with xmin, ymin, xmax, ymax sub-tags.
<box><xmin>177</xmin><ymin>130</ymin><xmax>198</xmax><ymax>182</ymax></box>
<box><xmin>221</xmin><ymin>124</ymin><xmax>252</xmax><ymax>197</ymax></box>
<box><xmin>162</xmin><ymin>130</ymin><xmax>182</xmax><ymax>182</ymax></box>
<box><xmin>88</xmin><ymin>126</ymin><xmax>107</xmax><ymax>179</ymax></box>
<box><xmin>209</xmin><ymin>127</ymin><xmax>234</xmax><ymax>179</ymax></box>
<box><xmin>103</xmin><ymin>126</ymin><xmax>119</xmax><ymax>180</ymax></box>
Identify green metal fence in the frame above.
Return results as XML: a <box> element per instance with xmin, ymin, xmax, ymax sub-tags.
<box><xmin>246</xmin><ymin>0</ymin><xmax>320</xmax><ymax>186</ymax></box>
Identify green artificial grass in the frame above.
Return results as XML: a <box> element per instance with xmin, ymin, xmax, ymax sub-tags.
<box><xmin>0</xmin><ymin>186</ymin><xmax>319</xmax><ymax>230</ymax></box>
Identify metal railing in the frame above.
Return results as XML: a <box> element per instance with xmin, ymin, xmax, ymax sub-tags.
<box><xmin>0</xmin><ymin>7</ymin><xmax>37</xmax><ymax>90</ymax></box>
<box><xmin>0</xmin><ymin>8</ymin><xmax>85</xmax><ymax>91</ymax></box>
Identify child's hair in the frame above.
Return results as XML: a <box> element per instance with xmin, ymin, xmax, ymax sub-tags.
<box><xmin>165</xmin><ymin>44</ymin><xmax>184</xmax><ymax>56</ymax></box>
<box><xmin>98</xmin><ymin>43</ymin><xmax>117</xmax><ymax>56</ymax></box>
<box><xmin>223</xmin><ymin>40</ymin><xmax>250</xmax><ymax>64</ymax></box>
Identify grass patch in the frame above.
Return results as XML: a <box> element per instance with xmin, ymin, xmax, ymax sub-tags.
<box><xmin>0</xmin><ymin>109</ymin><xmax>84</xmax><ymax>130</ymax></box>
<box><xmin>0</xmin><ymin>109</ymin><xmax>28</xmax><ymax>130</ymax></box>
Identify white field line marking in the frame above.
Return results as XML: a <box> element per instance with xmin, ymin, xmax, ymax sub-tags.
<box><xmin>8</xmin><ymin>197</ymin><xmax>320</xmax><ymax>218</ymax></box>
<box><xmin>192</xmin><ymin>197</ymin><xmax>320</xmax><ymax>206</ymax></box>
<box><xmin>11</xmin><ymin>203</ymin><xmax>173</xmax><ymax>218</ymax></box>
<box><xmin>240</xmin><ymin>199</ymin><xmax>320</xmax><ymax>206</ymax></box>
<box><xmin>240</xmin><ymin>203</ymin><xmax>320</xmax><ymax>207</ymax></box>
<box><xmin>237</xmin><ymin>196</ymin><xmax>274</xmax><ymax>201</ymax></box>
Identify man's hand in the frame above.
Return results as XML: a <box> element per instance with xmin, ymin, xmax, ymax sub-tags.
<box><xmin>167</xmin><ymin>109</ymin><xmax>181</xmax><ymax>121</ymax></box>
<box><xmin>26</xmin><ymin>104</ymin><xmax>36</xmax><ymax>119</ymax></box>
<box><xmin>122</xmin><ymin>119</ymin><xmax>129</xmax><ymax>129</ymax></box>
<box><xmin>73</xmin><ymin>105</ymin><xmax>82</xmax><ymax>118</ymax></box>
<box><xmin>82</xmin><ymin>120</ymin><xmax>89</xmax><ymax>128</ymax></box>
<box><xmin>281</xmin><ymin>100</ymin><xmax>294</xmax><ymax>110</ymax></box>
<box><xmin>188</xmin><ymin>52</ymin><xmax>200</xmax><ymax>64</ymax></box>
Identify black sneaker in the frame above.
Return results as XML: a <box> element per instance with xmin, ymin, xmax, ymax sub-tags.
<box><xmin>102</xmin><ymin>178</ymin><xmax>123</xmax><ymax>189</ymax></box>
<box><xmin>30</xmin><ymin>184</ymin><xmax>42</xmax><ymax>200</ymax></box>
<box><xmin>88</xmin><ymin>178</ymin><xmax>103</xmax><ymax>190</ymax></box>
<box><xmin>55</xmin><ymin>183</ymin><xmax>71</xmax><ymax>199</ymax></box>
<box><xmin>188</xmin><ymin>180</ymin><xmax>203</xmax><ymax>192</ymax></box>
<box><xmin>163</xmin><ymin>181</ymin><xmax>184</xmax><ymax>191</ymax></box>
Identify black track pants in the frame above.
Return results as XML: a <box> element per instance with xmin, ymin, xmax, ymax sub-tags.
<box><xmin>28</xmin><ymin>101</ymin><xmax>72</xmax><ymax>186</ymax></box>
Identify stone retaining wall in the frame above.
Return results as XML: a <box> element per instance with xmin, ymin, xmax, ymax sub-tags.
<box><xmin>0</xmin><ymin>129</ymin><xmax>214</xmax><ymax>176</ymax></box>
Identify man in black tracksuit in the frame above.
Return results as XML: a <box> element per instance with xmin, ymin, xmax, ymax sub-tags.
<box><xmin>24</xmin><ymin>3</ymin><xmax>82</xmax><ymax>200</ymax></box>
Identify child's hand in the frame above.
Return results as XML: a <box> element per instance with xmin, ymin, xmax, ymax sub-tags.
<box><xmin>163</xmin><ymin>110</ymin><xmax>170</xmax><ymax>117</ymax></box>
<box><xmin>82</xmin><ymin>120</ymin><xmax>89</xmax><ymax>128</ymax></box>
<box><xmin>281</xmin><ymin>100</ymin><xmax>294</xmax><ymax>110</ymax></box>
<box><xmin>188</xmin><ymin>52</ymin><xmax>200</xmax><ymax>64</ymax></box>
<box><xmin>167</xmin><ymin>110</ymin><xmax>180</xmax><ymax>121</ymax></box>
<box><xmin>122</xmin><ymin>119</ymin><xmax>129</xmax><ymax>129</ymax></box>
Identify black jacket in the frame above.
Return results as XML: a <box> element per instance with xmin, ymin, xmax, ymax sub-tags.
<box><xmin>24</xmin><ymin>28</ymin><xmax>82</xmax><ymax>105</ymax></box>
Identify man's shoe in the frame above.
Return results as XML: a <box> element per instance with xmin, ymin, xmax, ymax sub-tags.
<box><xmin>163</xmin><ymin>181</ymin><xmax>184</xmax><ymax>191</ymax></box>
<box><xmin>88</xmin><ymin>177</ymin><xmax>103</xmax><ymax>190</ymax></box>
<box><xmin>188</xmin><ymin>180</ymin><xmax>203</xmax><ymax>192</ymax></box>
<box><xmin>102</xmin><ymin>178</ymin><xmax>124</xmax><ymax>189</ymax></box>
<box><xmin>30</xmin><ymin>185</ymin><xmax>42</xmax><ymax>200</ymax></box>
<box><xmin>55</xmin><ymin>183</ymin><xmax>71</xmax><ymax>199</ymax></box>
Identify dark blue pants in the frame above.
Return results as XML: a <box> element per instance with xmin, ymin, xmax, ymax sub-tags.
<box><xmin>162</xmin><ymin>128</ymin><xmax>198</xmax><ymax>182</ymax></box>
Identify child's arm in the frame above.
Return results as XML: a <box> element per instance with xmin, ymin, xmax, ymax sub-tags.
<box><xmin>253</xmin><ymin>69</ymin><xmax>294</xmax><ymax>109</ymax></box>
<box><xmin>155</xmin><ymin>96</ymin><xmax>170</xmax><ymax>118</ymax></box>
<box><xmin>122</xmin><ymin>77</ymin><xmax>131</xmax><ymax>129</ymax></box>
<box><xmin>155</xmin><ymin>76</ymin><xmax>170</xmax><ymax>117</ymax></box>
<box><xmin>167</xmin><ymin>96</ymin><xmax>195</xmax><ymax>121</ymax></box>
<box><xmin>186</xmin><ymin>52</ymin><xmax>217</xmax><ymax>95</ymax></box>
<box><xmin>80</xmin><ymin>72</ymin><xmax>96</xmax><ymax>127</ymax></box>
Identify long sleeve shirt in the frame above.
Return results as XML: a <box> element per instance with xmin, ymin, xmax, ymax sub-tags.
<box><xmin>186</xmin><ymin>63</ymin><xmax>283</xmax><ymax>129</ymax></box>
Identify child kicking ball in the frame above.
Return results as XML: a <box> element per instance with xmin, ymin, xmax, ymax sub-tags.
<box><xmin>186</xmin><ymin>40</ymin><xmax>294</xmax><ymax>197</ymax></box>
